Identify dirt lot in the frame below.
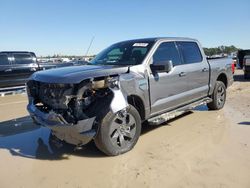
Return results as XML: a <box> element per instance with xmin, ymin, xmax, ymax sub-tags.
<box><xmin>0</xmin><ymin>69</ymin><xmax>249</xmax><ymax>188</ymax></box>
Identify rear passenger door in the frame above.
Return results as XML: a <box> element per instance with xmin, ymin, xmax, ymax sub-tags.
<box><xmin>176</xmin><ymin>41</ymin><xmax>210</xmax><ymax>102</ymax></box>
<box><xmin>11</xmin><ymin>53</ymin><xmax>38</xmax><ymax>86</ymax></box>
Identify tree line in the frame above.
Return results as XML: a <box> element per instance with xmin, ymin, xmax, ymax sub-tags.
<box><xmin>203</xmin><ymin>45</ymin><xmax>239</xmax><ymax>56</ymax></box>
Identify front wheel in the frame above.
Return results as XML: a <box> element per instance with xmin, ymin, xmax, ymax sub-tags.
<box><xmin>94</xmin><ymin>105</ymin><xmax>141</xmax><ymax>156</ymax></box>
<box><xmin>207</xmin><ymin>81</ymin><xmax>226</xmax><ymax>110</ymax></box>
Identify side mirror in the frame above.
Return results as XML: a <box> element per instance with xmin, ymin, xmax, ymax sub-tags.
<box><xmin>150</xmin><ymin>60</ymin><xmax>173</xmax><ymax>73</ymax></box>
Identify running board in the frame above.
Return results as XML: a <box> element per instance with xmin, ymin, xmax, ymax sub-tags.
<box><xmin>148</xmin><ymin>97</ymin><xmax>212</xmax><ymax>125</ymax></box>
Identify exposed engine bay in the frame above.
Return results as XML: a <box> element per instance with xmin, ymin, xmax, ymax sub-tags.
<box><xmin>26</xmin><ymin>76</ymin><xmax>129</xmax><ymax>145</ymax></box>
<box><xmin>27</xmin><ymin>76</ymin><xmax>126</xmax><ymax>124</ymax></box>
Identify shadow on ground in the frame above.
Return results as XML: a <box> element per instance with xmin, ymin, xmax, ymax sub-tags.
<box><xmin>141</xmin><ymin>111</ymin><xmax>193</xmax><ymax>135</ymax></box>
<box><xmin>0</xmin><ymin>117</ymin><xmax>104</xmax><ymax>159</ymax></box>
<box><xmin>234</xmin><ymin>74</ymin><xmax>250</xmax><ymax>82</ymax></box>
<box><xmin>0</xmin><ymin>110</ymin><xmax>199</xmax><ymax>160</ymax></box>
<box><xmin>238</xmin><ymin>122</ymin><xmax>250</xmax><ymax>126</ymax></box>
<box><xmin>193</xmin><ymin>104</ymin><xmax>209</xmax><ymax>111</ymax></box>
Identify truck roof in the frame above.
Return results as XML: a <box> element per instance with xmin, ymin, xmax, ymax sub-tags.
<box><xmin>121</xmin><ymin>37</ymin><xmax>197</xmax><ymax>43</ymax></box>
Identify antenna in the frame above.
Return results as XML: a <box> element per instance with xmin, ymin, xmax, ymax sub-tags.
<box><xmin>85</xmin><ymin>36</ymin><xmax>95</xmax><ymax>57</ymax></box>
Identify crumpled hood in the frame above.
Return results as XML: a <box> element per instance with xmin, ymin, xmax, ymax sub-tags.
<box><xmin>30</xmin><ymin>65</ymin><xmax>129</xmax><ymax>83</ymax></box>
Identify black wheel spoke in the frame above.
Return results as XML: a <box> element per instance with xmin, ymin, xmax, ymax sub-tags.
<box><xmin>216</xmin><ymin>85</ymin><xmax>225</xmax><ymax>107</ymax></box>
<box><xmin>95</xmin><ymin>104</ymin><xmax>141</xmax><ymax>156</ymax></box>
<box><xmin>109</xmin><ymin>111</ymin><xmax>137</xmax><ymax>148</ymax></box>
<box><xmin>119</xmin><ymin>134</ymin><xmax>125</xmax><ymax>147</ymax></box>
<box><xmin>111</xmin><ymin>129</ymin><xmax>119</xmax><ymax>139</ymax></box>
<box><xmin>127</xmin><ymin>114</ymin><xmax>136</xmax><ymax>127</ymax></box>
<box><xmin>110</xmin><ymin>130</ymin><xmax>119</xmax><ymax>143</ymax></box>
<box><xmin>123</xmin><ymin>131</ymin><xmax>132</xmax><ymax>139</ymax></box>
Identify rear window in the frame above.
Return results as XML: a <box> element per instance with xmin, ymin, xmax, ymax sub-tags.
<box><xmin>177</xmin><ymin>42</ymin><xmax>203</xmax><ymax>64</ymax></box>
<box><xmin>0</xmin><ymin>54</ymin><xmax>9</xmax><ymax>65</ymax></box>
<box><xmin>13</xmin><ymin>53</ymin><xmax>33</xmax><ymax>64</ymax></box>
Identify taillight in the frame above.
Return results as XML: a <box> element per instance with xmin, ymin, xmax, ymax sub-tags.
<box><xmin>231</xmin><ymin>61</ymin><xmax>235</xmax><ymax>74</ymax></box>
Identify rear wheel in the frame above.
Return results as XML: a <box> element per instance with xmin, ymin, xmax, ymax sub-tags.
<box><xmin>207</xmin><ymin>81</ymin><xmax>226</xmax><ymax>110</ymax></box>
<box><xmin>94</xmin><ymin>105</ymin><xmax>141</xmax><ymax>156</ymax></box>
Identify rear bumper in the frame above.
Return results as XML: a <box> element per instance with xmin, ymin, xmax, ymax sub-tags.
<box><xmin>27</xmin><ymin>101</ymin><xmax>96</xmax><ymax>146</ymax></box>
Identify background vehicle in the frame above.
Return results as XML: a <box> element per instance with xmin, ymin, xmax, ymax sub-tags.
<box><xmin>237</xmin><ymin>49</ymin><xmax>250</xmax><ymax>68</ymax></box>
<box><xmin>27</xmin><ymin>37</ymin><xmax>233</xmax><ymax>156</ymax></box>
<box><xmin>71</xmin><ymin>60</ymin><xmax>89</xmax><ymax>66</ymax></box>
<box><xmin>243</xmin><ymin>55</ymin><xmax>250</xmax><ymax>79</ymax></box>
<box><xmin>0</xmin><ymin>51</ymin><xmax>74</xmax><ymax>89</ymax></box>
<box><xmin>38</xmin><ymin>61</ymin><xmax>74</xmax><ymax>70</ymax></box>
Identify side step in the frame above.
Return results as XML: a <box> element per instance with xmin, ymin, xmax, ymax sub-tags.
<box><xmin>148</xmin><ymin>97</ymin><xmax>212</xmax><ymax>125</ymax></box>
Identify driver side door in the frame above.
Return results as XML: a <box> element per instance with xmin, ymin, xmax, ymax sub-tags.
<box><xmin>149</xmin><ymin>41</ymin><xmax>189</xmax><ymax>115</ymax></box>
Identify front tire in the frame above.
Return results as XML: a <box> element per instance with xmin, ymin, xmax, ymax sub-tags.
<box><xmin>207</xmin><ymin>81</ymin><xmax>226</xmax><ymax>110</ymax></box>
<box><xmin>94</xmin><ymin>105</ymin><xmax>141</xmax><ymax>156</ymax></box>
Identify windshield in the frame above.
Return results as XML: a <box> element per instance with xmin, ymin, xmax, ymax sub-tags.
<box><xmin>90</xmin><ymin>41</ymin><xmax>154</xmax><ymax>66</ymax></box>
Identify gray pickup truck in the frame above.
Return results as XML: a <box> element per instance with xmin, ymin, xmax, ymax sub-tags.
<box><xmin>26</xmin><ymin>37</ymin><xmax>233</xmax><ymax>155</ymax></box>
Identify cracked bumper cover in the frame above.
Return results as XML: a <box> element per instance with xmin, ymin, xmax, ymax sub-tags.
<box><xmin>27</xmin><ymin>101</ymin><xmax>96</xmax><ymax>146</ymax></box>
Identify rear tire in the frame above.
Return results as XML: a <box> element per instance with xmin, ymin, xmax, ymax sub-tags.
<box><xmin>207</xmin><ymin>81</ymin><xmax>226</xmax><ymax>110</ymax></box>
<box><xmin>94</xmin><ymin>105</ymin><xmax>141</xmax><ymax>156</ymax></box>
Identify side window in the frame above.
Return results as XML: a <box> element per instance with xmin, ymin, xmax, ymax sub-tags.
<box><xmin>177</xmin><ymin>42</ymin><xmax>203</xmax><ymax>64</ymax></box>
<box><xmin>107</xmin><ymin>48</ymin><xmax>123</xmax><ymax>61</ymax></box>
<box><xmin>131</xmin><ymin>47</ymin><xmax>147</xmax><ymax>56</ymax></box>
<box><xmin>0</xmin><ymin>54</ymin><xmax>9</xmax><ymax>65</ymax></box>
<box><xmin>13</xmin><ymin>53</ymin><xmax>33</xmax><ymax>64</ymax></box>
<box><xmin>153</xmin><ymin>42</ymin><xmax>181</xmax><ymax>66</ymax></box>
<box><xmin>131</xmin><ymin>47</ymin><xmax>148</xmax><ymax>64</ymax></box>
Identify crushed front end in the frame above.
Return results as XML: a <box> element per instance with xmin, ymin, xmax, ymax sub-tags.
<box><xmin>26</xmin><ymin>77</ymin><xmax>127</xmax><ymax>146</ymax></box>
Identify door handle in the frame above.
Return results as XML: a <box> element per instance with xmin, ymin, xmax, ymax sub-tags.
<box><xmin>179</xmin><ymin>72</ymin><xmax>186</xmax><ymax>77</ymax></box>
<box><xmin>202</xmin><ymin>68</ymin><xmax>209</xmax><ymax>72</ymax></box>
<box><xmin>4</xmin><ymin>68</ymin><xmax>12</xmax><ymax>72</ymax></box>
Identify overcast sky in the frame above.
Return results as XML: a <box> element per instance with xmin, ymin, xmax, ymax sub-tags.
<box><xmin>0</xmin><ymin>0</ymin><xmax>249</xmax><ymax>56</ymax></box>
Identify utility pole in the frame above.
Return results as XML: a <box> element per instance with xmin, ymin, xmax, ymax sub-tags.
<box><xmin>85</xmin><ymin>36</ymin><xmax>95</xmax><ymax>57</ymax></box>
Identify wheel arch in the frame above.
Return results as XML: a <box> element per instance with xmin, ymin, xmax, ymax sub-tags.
<box><xmin>127</xmin><ymin>95</ymin><xmax>145</xmax><ymax>121</ymax></box>
<box><xmin>216</xmin><ymin>72</ymin><xmax>228</xmax><ymax>88</ymax></box>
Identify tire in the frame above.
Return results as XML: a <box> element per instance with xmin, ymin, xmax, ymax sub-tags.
<box><xmin>94</xmin><ymin>105</ymin><xmax>141</xmax><ymax>156</ymax></box>
<box><xmin>207</xmin><ymin>81</ymin><xmax>226</xmax><ymax>110</ymax></box>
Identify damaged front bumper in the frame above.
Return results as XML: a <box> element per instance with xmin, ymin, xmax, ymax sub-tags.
<box><xmin>26</xmin><ymin>76</ymin><xmax>129</xmax><ymax>146</ymax></box>
<box><xmin>27</xmin><ymin>101</ymin><xmax>96</xmax><ymax>146</ymax></box>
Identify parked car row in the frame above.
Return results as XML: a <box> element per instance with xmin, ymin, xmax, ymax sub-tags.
<box><xmin>0</xmin><ymin>51</ymin><xmax>87</xmax><ymax>89</ymax></box>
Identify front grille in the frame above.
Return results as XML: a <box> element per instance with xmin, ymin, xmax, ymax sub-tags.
<box><xmin>28</xmin><ymin>81</ymin><xmax>74</xmax><ymax>110</ymax></box>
